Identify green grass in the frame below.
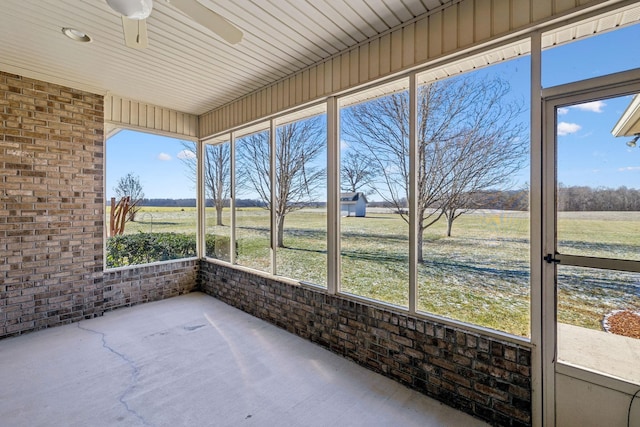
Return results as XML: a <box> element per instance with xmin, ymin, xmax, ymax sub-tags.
<box><xmin>114</xmin><ymin>207</ymin><xmax>198</xmax><ymax>234</ymax></box>
<box><xmin>107</xmin><ymin>207</ymin><xmax>640</xmax><ymax>338</ymax></box>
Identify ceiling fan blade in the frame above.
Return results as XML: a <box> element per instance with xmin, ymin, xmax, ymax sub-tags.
<box><xmin>121</xmin><ymin>17</ymin><xmax>149</xmax><ymax>49</ymax></box>
<box><xmin>168</xmin><ymin>0</ymin><xmax>243</xmax><ymax>44</ymax></box>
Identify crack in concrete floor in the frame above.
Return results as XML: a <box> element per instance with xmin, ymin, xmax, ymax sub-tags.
<box><xmin>77</xmin><ymin>322</ymin><xmax>152</xmax><ymax>427</ymax></box>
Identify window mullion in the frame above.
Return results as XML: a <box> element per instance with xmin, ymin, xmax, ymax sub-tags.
<box><xmin>270</xmin><ymin>120</ymin><xmax>277</xmax><ymax>275</ymax></box>
<box><xmin>230</xmin><ymin>132</ymin><xmax>237</xmax><ymax>265</ymax></box>
<box><xmin>327</xmin><ymin>97</ymin><xmax>339</xmax><ymax>295</ymax></box>
<box><xmin>197</xmin><ymin>138</ymin><xmax>205</xmax><ymax>259</ymax></box>
<box><xmin>409</xmin><ymin>73</ymin><xmax>418</xmax><ymax>315</ymax></box>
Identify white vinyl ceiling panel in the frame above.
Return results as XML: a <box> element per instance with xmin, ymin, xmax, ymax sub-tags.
<box><xmin>0</xmin><ymin>0</ymin><xmax>439</xmax><ymax>115</ymax></box>
<box><xmin>2</xmin><ymin>0</ymin><xmax>638</xmax><ymax>121</ymax></box>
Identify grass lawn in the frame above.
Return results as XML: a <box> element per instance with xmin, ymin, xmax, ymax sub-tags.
<box><xmin>107</xmin><ymin>206</ymin><xmax>640</xmax><ymax>337</ymax></box>
<box><xmin>115</xmin><ymin>207</ymin><xmax>198</xmax><ymax>234</ymax></box>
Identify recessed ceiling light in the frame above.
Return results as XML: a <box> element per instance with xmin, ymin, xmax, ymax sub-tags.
<box><xmin>62</xmin><ymin>27</ymin><xmax>92</xmax><ymax>43</ymax></box>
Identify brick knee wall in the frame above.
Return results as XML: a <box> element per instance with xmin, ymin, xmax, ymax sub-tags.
<box><xmin>199</xmin><ymin>261</ymin><xmax>532</xmax><ymax>427</ymax></box>
<box><xmin>103</xmin><ymin>260</ymin><xmax>198</xmax><ymax>311</ymax></box>
<box><xmin>0</xmin><ymin>72</ymin><xmax>199</xmax><ymax>338</ymax></box>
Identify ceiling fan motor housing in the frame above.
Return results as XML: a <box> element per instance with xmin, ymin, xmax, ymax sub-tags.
<box><xmin>106</xmin><ymin>0</ymin><xmax>153</xmax><ymax>20</ymax></box>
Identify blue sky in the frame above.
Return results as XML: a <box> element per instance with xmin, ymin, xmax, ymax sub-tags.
<box><xmin>543</xmin><ymin>24</ymin><xmax>640</xmax><ymax>189</ymax></box>
<box><xmin>556</xmin><ymin>94</ymin><xmax>639</xmax><ymax>188</ymax></box>
<box><xmin>106</xmin><ymin>131</ymin><xmax>196</xmax><ymax>199</ymax></box>
<box><xmin>106</xmin><ymin>23</ymin><xmax>640</xmax><ymax>199</ymax></box>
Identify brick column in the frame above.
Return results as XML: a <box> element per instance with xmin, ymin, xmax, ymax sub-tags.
<box><xmin>1</xmin><ymin>72</ymin><xmax>104</xmax><ymax>336</ymax></box>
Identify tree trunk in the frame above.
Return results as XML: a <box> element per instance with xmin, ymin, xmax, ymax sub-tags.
<box><xmin>276</xmin><ymin>214</ymin><xmax>286</xmax><ymax>248</ymax></box>
<box><xmin>417</xmin><ymin>228</ymin><xmax>424</xmax><ymax>263</ymax></box>
<box><xmin>446</xmin><ymin>214</ymin><xmax>454</xmax><ymax>237</ymax></box>
<box><xmin>216</xmin><ymin>205</ymin><xmax>223</xmax><ymax>226</ymax></box>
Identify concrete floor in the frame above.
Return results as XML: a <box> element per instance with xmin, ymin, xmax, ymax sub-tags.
<box><xmin>0</xmin><ymin>292</ymin><xmax>488</xmax><ymax>427</ymax></box>
<box><xmin>559</xmin><ymin>322</ymin><xmax>640</xmax><ymax>384</ymax></box>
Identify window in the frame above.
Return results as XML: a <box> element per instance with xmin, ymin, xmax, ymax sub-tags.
<box><xmin>554</xmin><ymin>91</ymin><xmax>640</xmax><ymax>381</ymax></box>
<box><xmin>274</xmin><ymin>108</ymin><xmax>328</xmax><ymax>287</ymax></box>
<box><xmin>203</xmin><ymin>136</ymin><xmax>232</xmax><ymax>262</ymax></box>
<box><xmin>340</xmin><ymin>79</ymin><xmax>410</xmax><ymax>307</ymax></box>
<box><xmin>105</xmin><ymin>129</ymin><xmax>197</xmax><ymax>268</ymax></box>
<box><xmin>198</xmin><ymin>41</ymin><xmax>534</xmax><ymax>337</ymax></box>
<box><xmin>235</xmin><ymin>126</ymin><xmax>272</xmax><ymax>273</ymax></box>
<box><xmin>542</xmin><ymin>22</ymin><xmax>640</xmax><ymax>88</ymax></box>
<box><xmin>335</xmin><ymin>47</ymin><xmax>532</xmax><ymax>336</ymax></box>
<box><xmin>415</xmin><ymin>52</ymin><xmax>531</xmax><ymax>336</ymax></box>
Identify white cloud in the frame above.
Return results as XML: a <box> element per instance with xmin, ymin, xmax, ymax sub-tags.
<box><xmin>618</xmin><ymin>166</ymin><xmax>640</xmax><ymax>172</ymax></box>
<box><xmin>557</xmin><ymin>107</ymin><xmax>569</xmax><ymax>115</ymax></box>
<box><xmin>573</xmin><ymin>100</ymin><xmax>606</xmax><ymax>113</ymax></box>
<box><xmin>557</xmin><ymin>122</ymin><xmax>581</xmax><ymax>136</ymax></box>
<box><xmin>157</xmin><ymin>152</ymin><xmax>172</xmax><ymax>161</ymax></box>
<box><xmin>340</xmin><ymin>140</ymin><xmax>350</xmax><ymax>150</ymax></box>
<box><xmin>177</xmin><ymin>149</ymin><xmax>196</xmax><ymax>159</ymax></box>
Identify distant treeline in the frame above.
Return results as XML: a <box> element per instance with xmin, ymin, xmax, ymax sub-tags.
<box><xmin>108</xmin><ymin>198</ymin><xmax>268</xmax><ymax>208</ymax></box>
<box><xmin>558</xmin><ymin>185</ymin><xmax>640</xmax><ymax>211</ymax></box>
<box><xmin>439</xmin><ymin>186</ymin><xmax>640</xmax><ymax>212</ymax></box>
<box><xmin>141</xmin><ymin>198</ymin><xmax>197</xmax><ymax>207</ymax></box>
<box><xmin>109</xmin><ymin>186</ymin><xmax>640</xmax><ymax>211</ymax></box>
<box><xmin>463</xmin><ymin>186</ymin><xmax>640</xmax><ymax>211</ymax></box>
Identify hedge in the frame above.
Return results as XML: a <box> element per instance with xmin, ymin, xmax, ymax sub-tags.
<box><xmin>106</xmin><ymin>232</ymin><xmax>231</xmax><ymax>268</ymax></box>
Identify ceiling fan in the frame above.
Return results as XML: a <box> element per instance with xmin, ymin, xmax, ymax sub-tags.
<box><xmin>105</xmin><ymin>0</ymin><xmax>243</xmax><ymax>49</ymax></box>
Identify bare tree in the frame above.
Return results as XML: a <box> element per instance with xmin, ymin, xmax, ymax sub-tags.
<box><xmin>180</xmin><ymin>142</ymin><xmax>231</xmax><ymax>226</ymax></box>
<box><xmin>237</xmin><ymin>118</ymin><xmax>325</xmax><ymax>247</ymax></box>
<box><xmin>206</xmin><ymin>144</ymin><xmax>231</xmax><ymax>226</ymax></box>
<box><xmin>440</xmin><ymin>80</ymin><xmax>527</xmax><ymax>236</ymax></box>
<box><xmin>342</xmin><ymin>76</ymin><xmax>526</xmax><ymax>261</ymax></box>
<box><xmin>340</xmin><ymin>151</ymin><xmax>376</xmax><ymax>193</ymax></box>
<box><xmin>114</xmin><ymin>172</ymin><xmax>144</xmax><ymax>222</ymax></box>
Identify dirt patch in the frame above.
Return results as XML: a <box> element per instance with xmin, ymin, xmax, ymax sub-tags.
<box><xmin>603</xmin><ymin>310</ymin><xmax>640</xmax><ymax>339</ymax></box>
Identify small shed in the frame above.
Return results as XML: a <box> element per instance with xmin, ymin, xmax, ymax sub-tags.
<box><xmin>340</xmin><ymin>192</ymin><xmax>368</xmax><ymax>217</ymax></box>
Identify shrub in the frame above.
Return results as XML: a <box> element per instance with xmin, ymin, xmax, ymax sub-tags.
<box><xmin>205</xmin><ymin>234</ymin><xmax>234</xmax><ymax>259</ymax></box>
<box><xmin>106</xmin><ymin>232</ymin><xmax>197</xmax><ymax>268</ymax></box>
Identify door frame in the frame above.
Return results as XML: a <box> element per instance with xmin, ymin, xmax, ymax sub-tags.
<box><xmin>539</xmin><ymin>68</ymin><xmax>640</xmax><ymax>426</ymax></box>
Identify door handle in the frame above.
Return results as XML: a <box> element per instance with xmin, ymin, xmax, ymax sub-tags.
<box><xmin>544</xmin><ymin>253</ymin><xmax>560</xmax><ymax>264</ymax></box>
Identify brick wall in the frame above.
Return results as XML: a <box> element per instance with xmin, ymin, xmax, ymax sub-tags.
<box><xmin>199</xmin><ymin>261</ymin><xmax>532</xmax><ymax>427</ymax></box>
<box><xmin>0</xmin><ymin>72</ymin><xmax>104</xmax><ymax>336</ymax></box>
<box><xmin>1</xmin><ymin>72</ymin><xmax>199</xmax><ymax>338</ymax></box>
<box><xmin>103</xmin><ymin>260</ymin><xmax>198</xmax><ymax>311</ymax></box>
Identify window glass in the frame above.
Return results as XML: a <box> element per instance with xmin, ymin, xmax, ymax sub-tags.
<box><xmin>235</xmin><ymin>128</ymin><xmax>272</xmax><ymax>272</ymax></box>
<box><xmin>555</xmin><ymin>91</ymin><xmax>640</xmax><ymax>383</ymax></box>
<box><xmin>105</xmin><ymin>129</ymin><xmax>197</xmax><ymax>268</ymax></box>
<box><xmin>415</xmin><ymin>55</ymin><xmax>531</xmax><ymax>336</ymax></box>
<box><xmin>203</xmin><ymin>137</ymin><xmax>232</xmax><ymax>261</ymax></box>
<box><xmin>274</xmin><ymin>110</ymin><xmax>328</xmax><ymax>287</ymax></box>
<box><xmin>557</xmin><ymin>93</ymin><xmax>640</xmax><ymax>261</ymax></box>
<box><xmin>542</xmin><ymin>22</ymin><xmax>640</xmax><ymax>88</ymax></box>
<box><xmin>557</xmin><ymin>266</ymin><xmax>640</xmax><ymax>384</ymax></box>
<box><xmin>340</xmin><ymin>79</ymin><xmax>410</xmax><ymax>307</ymax></box>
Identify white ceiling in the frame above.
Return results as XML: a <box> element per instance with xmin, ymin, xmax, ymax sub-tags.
<box><xmin>0</xmin><ymin>0</ymin><xmax>454</xmax><ymax>115</ymax></box>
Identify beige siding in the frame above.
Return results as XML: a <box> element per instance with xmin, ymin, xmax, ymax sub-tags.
<box><xmin>369</xmin><ymin>38</ymin><xmax>381</xmax><ymax>79</ymax></box>
<box><xmin>199</xmin><ymin>0</ymin><xmax>607</xmax><ymax>137</ymax></box>
<box><xmin>475</xmin><ymin>0</ymin><xmax>493</xmax><ymax>41</ymax></box>
<box><xmin>414</xmin><ymin>17</ymin><xmax>430</xmax><ymax>63</ymax></box>
<box><xmin>428</xmin><ymin>12</ymin><xmax>443</xmax><ymax>57</ymax></box>
<box><xmin>512</xmin><ymin>0</ymin><xmax>532</xmax><ymax>28</ymax></box>
<box><xmin>442</xmin><ymin>5</ymin><xmax>458</xmax><ymax>54</ymax></box>
<box><xmin>105</xmin><ymin>94</ymin><xmax>198</xmax><ymax>139</ymax></box>
<box><xmin>493</xmin><ymin>0</ymin><xmax>512</xmax><ymax>35</ymax></box>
